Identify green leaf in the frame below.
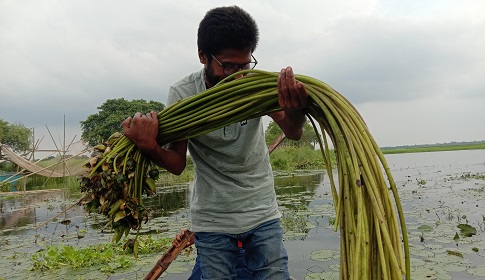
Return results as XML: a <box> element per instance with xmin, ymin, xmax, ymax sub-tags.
<box><xmin>112</xmin><ymin>228</ymin><xmax>123</xmax><ymax>244</ymax></box>
<box><xmin>457</xmin><ymin>224</ymin><xmax>477</xmax><ymax>237</ymax></box>
<box><xmin>453</xmin><ymin>232</ymin><xmax>460</xmax><ymax>241</ymax></box>
<box><xmin>114</xmin><ymin>210</ymin><xmax>126</xmax><ymax>222</ymax></box>
<box><xmin>309</xmin><ymin>249</ymin><xmax>336</xmax><ymax>262</ymax></box>
<box><xmin>417</xmin><ymin>224</ymin><xmax>433</xmax><ymax>232</ymax></box>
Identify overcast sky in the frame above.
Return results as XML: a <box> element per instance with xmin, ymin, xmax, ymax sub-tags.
<box><xmin>1</xmin><ymin>0</ymin><xmax>484</xmax><ymax>153</ymax></box>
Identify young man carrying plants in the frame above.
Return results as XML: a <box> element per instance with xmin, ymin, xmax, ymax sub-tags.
<box><xmin>123</xmin><ymin>5</ymin><xmax>308</xmax><ymax>279</ymax></box>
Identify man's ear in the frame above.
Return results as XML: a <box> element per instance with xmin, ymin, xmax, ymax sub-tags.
<box><xmin>198</xmin><ymin>50</ymin><xmax>207</xmax><ymax>64</ymax></box>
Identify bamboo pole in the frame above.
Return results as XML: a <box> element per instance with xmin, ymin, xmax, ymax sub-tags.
<box><xmin>144</xmin><ymin>230</ymin><xmax>194</xmax><ymax>280</ymax></box>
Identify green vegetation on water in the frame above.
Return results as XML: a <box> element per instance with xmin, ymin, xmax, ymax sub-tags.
<box><xmin>30</xmin><ymin>235</ymin><xmax>172</xmax><ymax>273</ymax></box>
<box><xmin>381</xmin><ymin>141</ymin><xmax>485</xmax><ymax>154</ymax></box>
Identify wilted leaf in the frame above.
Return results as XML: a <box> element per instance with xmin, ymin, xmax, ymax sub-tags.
<box><xmin>447</xmin><ymin>250</ymin><xmax>463</xmax><ymax>258</ymax></box>
<box><xmin>89</xmin><ymin>157</ymin><xmax>98</xmax><ymax>167</ymax></box>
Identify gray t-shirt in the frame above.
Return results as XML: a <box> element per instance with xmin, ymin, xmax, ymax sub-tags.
<box><xmin>166</xmin><ymin>69</ymin><xmax>281</xmax><ymax>234</ymax></box>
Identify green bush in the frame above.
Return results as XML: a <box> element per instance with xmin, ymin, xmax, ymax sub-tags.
<box><xmin>270</xmin><ymin>146</ymin><xmax>334</xmax><ymax>171</ymax></box>
<box><xmin>0</xmin><ymin>182</ymin><xmax>12</xmax><ymax>192</ymax></box>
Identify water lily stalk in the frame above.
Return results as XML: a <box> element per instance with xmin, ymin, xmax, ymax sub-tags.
<box><xmin>80</xmin><ymin>69</ymin><xmax>409</xmax><ymax>279</ymax></box>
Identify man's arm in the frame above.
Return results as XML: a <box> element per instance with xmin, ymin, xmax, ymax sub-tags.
<box><xmin>122</xmin><ymin>111</ymin><xmax>188</xmax><ymax>175</ymax></box>
<box><xmin>269</xmin><ymin>66</ymin><xmax>308</xmax><ymax>140</ymax></box>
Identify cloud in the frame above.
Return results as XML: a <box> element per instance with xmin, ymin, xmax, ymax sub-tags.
<box><xmin>0</xmin><ymin>0</ymin><xmax>483</xmax><ymax>149</ymax></box>
<box><xmin>294</xmin><ymin>10</ymin><xmax>485</xmax><ymax>103</ymax></box>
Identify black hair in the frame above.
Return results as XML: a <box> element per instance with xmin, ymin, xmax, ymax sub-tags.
<box><xmin>197</xmin><ymin>6</ymin><xmax>259</xmax><ymax>55</ymax></box>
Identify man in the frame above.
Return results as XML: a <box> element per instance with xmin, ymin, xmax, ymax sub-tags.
<box><xmin>123</xmin><ymin>6</ymin><xmax>308</xmax><ymax>279</ymax></box>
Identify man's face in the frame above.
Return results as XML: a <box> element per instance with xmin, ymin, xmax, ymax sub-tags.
<box><xmin>202</xmin><ymin>48</ymin><xmax>253</xmax><ymax>89</ymax></box>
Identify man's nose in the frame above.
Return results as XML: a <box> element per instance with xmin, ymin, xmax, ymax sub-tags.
<box><xmin>233</xmin><ymin>72</ymin><xmax>244</xmax><ymax>79</ymax></box>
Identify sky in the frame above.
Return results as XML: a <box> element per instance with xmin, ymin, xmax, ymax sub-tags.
<box><xmin>1</xmin><ymin>0</ymin><xmax>484</xmax><ymax>155</ymax></box>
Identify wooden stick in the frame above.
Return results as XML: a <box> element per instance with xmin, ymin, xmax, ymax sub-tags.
<box><xmin>144</xmin><ymin>230</ymin><xmax>194</xmax><ymax>280</ymax></box>
<box><xmin>268</xmin><ymin>132</ymin><xmax>286</xmax><ymax>154</ymax></box>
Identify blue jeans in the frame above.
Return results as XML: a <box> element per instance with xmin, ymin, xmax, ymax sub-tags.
<box><xmin>193</xmin><ymin>219</ymin><xmax>290</xmax><ymax>280</ymax></box>
<box><xmin>188</xmin><ymin>248</ymin><xmax>252</xmax><ymax>280</ymax></box>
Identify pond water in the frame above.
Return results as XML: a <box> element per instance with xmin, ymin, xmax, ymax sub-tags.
<box><xmin>1</xmin><ymin>149</ymin><xmax>484</xmax><ymax>279</ymax></box>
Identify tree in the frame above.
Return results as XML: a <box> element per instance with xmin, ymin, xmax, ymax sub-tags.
<box><xmin>265</xmin><ymin>120</ymin><xmax>283</xmax><ymax>146</ymax></box>
<box><xmin>0</xmin><ymin>119</ymin><xmax>32</xmax><ymax>153</ymax></box>
<box><xmin>265</xmin><ymin>119</ymin><xmax>319</xmax><ymax>148</ymax></box>
<box><xmin>81</xmin><ymin>98</ymin><xmax>165</xmax><ymax>147</ymax></box>
<box><xmin>300</xmin><ymin>121</ymin><xmax>320</xmax><ymax>148</ymax></box>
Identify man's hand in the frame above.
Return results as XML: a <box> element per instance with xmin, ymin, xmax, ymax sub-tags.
<box><xmin>172</xmin><ymin>229</ymin><xmax>194</xmax><ymax>248</ymax></box>
<box><xmin>123</xmin><ymin>111</ymin><xmax>188</xmax><ymax>175</ymax></box>
<box><xmin>270</xmin><ymin>66</ymin><xmax>308</xmax><ymax>140</ymax></box>
<box><xmin>122</xmin><ymin>111</ymin><xmax>159</xmax><ymax>152</ymax></box>
<box><xmin>277</xmin><ymin>66</ymin><xmax>308</xmax><ymax>112</ymax></box>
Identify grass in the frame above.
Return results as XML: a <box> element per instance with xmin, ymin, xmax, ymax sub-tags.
<box><xmin>270</xmin><ymin>146</ymin><xmax>334</xmax><ymax>171</ymax></box>
<box><xmin>35</xmin><ymin>155</ymin><xmax>88</xmax><ymax>174</ymax></box>
<box><xmin>28</xmin><ymin>176</ymin><xmax>83</xmax><ymax>195</ymax></box>
<box><xmin>3</xmin><ymin>142</ymin><xmax>482</xmax><ymax>193</ymax></box>
<box><xmin>157</xmin><ymin>169</ymin><xmax>194</xmax><ymax>186</ymax></box>
<box><xmin>381</xmin><ymin>142</ymin><xmax>485</xmax><ymax>154</ymax></box>
<box><xmin>157</xmin><ymin>157</ymin><xmax>195</xmax><ymax>186</ymax></box>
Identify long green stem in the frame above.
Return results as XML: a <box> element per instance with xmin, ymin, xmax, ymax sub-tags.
<box><xmin>81</xmin><ymin>69</ymin><xmax>410</xmax><ymax>279</ymax></box>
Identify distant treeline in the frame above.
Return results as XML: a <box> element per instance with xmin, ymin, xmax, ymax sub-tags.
<box><xmin>380</xmin><ymin>140</ymin><xmax>485</xmax><ymax>154</ymax></box>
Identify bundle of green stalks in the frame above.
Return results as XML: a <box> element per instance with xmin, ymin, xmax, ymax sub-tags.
<box><xmin>80</xmin><ymin>69</ymin><xmax>409</xmax><ymax>279</ymax></box>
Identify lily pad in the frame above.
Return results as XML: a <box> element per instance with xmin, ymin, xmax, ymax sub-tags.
<box><xmin>418</xmin><ymin>225</ymin><xmax>433</xmax><ymax>232</ymax></box>
<box><xmin>309</xmin><ymin>249</ymin><xmax>336</xmax><ymax>262</ymax></box>
<box><xmin>468</xmin><ymin>265</ymin><xmax>485</xmax><ymax>277</ymax></box>
<box><xmin>305</xmin><ymin>271</ymin><xmax>339</xmax><ymax>280</ymax></box>
<box><xmin>457</xmin><ymin>224</ymin><xmax>477</xmax><ymax>237</ymax></box>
